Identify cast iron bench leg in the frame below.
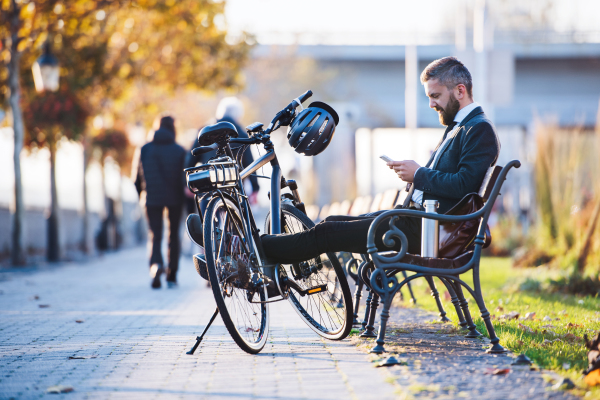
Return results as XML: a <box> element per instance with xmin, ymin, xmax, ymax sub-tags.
<box><xmin>439</xmin><ymin>277</ymin><xmax>468</xmax><ymax>329</ymax></box>
<box><xmin>361</xmin><ymin>288</ymin><xmax>372</xmax><ymax>330</ymax></box>
<box><xmin>403</xmin><ymin>270</ymin><xmax>417</xmax><ymax>304</ymax></box>
<box><xmin>370</xmin><ymin>296</ymin><xmax>392</xmax><ymax>354</ymax></box>
<box><xmin>360</xmin><ymin>292</ymin><xmax>379</xmax><ymax>338</ymax></box>
<box><xmin>425</xmin><ymin>276</ymin><xmax>450</xmax><ymax>322</ymax></box>
<box><xmin>472</xmin><ymin>268</ymin><xmax>507</xmax><ymax>353</ymax></box>
<box><xmin>352</xmin><ymin>279</ymin><xmax>364</xmax><ymax>327</ymax></box>
<box><xmin>452</xmin><ymin>281</ymin><xmax>483</xmax><ymax>338</ymax></box>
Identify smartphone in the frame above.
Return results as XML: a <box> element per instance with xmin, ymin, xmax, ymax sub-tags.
<box><xmin>379</xmin><ymin>154</ymin><xmax>394</xmax><ymax>163</ymax></box>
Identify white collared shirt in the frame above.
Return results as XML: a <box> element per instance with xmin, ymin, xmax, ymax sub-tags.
<box><xmin>411</xmin><ymin>102</ymin><xmax>479</xmax><ymax>205</ymax></box>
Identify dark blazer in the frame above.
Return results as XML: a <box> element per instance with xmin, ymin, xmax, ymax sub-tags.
<box><xmin>135</xmin><ymin>128</ymin><xmax>186</xmax><ymax>207</ymax></box>
<box><xmin>413</xmin><ymin>106</ymin><xmax>500</xmax><ymax>214</ymax></box>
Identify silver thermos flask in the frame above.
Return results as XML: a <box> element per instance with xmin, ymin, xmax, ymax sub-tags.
<box><xmin>421</xmin><ymin>200</ymin><xmax>439</xmax><ymax>257</ymax></box>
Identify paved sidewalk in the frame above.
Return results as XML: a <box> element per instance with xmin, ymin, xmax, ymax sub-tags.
<box><xmin>0</xmin><ymin>248</ymin><xmax>397</xmax><ymax>400</ymax></box>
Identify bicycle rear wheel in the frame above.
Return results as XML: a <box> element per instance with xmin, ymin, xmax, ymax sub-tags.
<box><xmin>265</xmin><ymin>203</ymin><xmax>353</xmax><ymax>340</ymax></box>
<box><xmin>204</xmin><ymin>196</ymin><xmax>269</xmax><ymax>354</ymax></box>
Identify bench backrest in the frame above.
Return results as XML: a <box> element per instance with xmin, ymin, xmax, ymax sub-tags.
<box><xmin>478</xmin><ymin>165</ymin><xmax>502</xmax><ymax>202</ymax></box>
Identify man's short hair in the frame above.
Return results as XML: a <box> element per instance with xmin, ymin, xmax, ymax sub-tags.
<box><xmin>420</xmin><ymin>57</ymin><xmax>473</xmax><ymax>98</ymax></box>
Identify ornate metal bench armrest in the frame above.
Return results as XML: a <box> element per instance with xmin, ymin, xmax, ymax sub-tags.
<box><xmin>365</xmin><ymin>160</ymin><xmax>521</xmax><ymax>266</ymax></box>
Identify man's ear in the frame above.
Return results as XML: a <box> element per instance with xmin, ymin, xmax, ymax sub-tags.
<box><xmin>455</xmin><ymin>84</ymin><xmax>467</xmax><ymax>100</ymax></box>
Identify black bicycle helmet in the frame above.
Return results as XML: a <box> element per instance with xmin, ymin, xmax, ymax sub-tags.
<box><xmin>287</xmin><ymin>101</ymin><xmax>339</xmax><ymax>156</ymax></box>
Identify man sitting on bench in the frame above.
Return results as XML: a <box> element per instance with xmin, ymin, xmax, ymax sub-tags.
<box><xmin>261</xmin><ymin>56</ymin><xmax>500</xmax><ymax>263</ymax></box>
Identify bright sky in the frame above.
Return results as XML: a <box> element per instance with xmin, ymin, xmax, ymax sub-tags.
<box><xmin>225</xmin><ymin>0</ymin><xmax>600</xmax><ymax>45</ymax></box>
<box><xmin>225</xmin><ymin>0</ymin><xmax>455</xmax><ymax>45</ymax></box>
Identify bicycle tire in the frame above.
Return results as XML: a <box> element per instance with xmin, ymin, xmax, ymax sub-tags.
<box><xmin>265</xmin><ymin>203</ymin><xmax>353</xmax><ymax>340</ymax></box>
<box><xmin>204</xmin><ymin>196</ymin><xmax>269</xmax><ymax>354</ymax></box>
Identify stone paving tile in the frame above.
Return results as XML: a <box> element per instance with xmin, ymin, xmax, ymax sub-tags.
<box><xmin>0</xmin><ymin>247</ymin><xmax>397</xmax><ymax>400</ymax></box>
<box><xmin>354</xmin><ymin>306</ymin><xmax>580</xmax><ymax>399</ymax></box>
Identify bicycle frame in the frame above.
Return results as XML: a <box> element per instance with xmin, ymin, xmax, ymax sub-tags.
<box><xmin>195</xmin><ymin>145</ymin><xmax>285</xmax><ymax>285</ymax></box>
<box><xmin>239</xmin><ymin>149</ymin><xmax>282</xmax><ymax>235</ymax></box>
<box><xmin>192</xmin><ymin>90</ymin><xmax>313</xmax><ymax>284</ymax></box>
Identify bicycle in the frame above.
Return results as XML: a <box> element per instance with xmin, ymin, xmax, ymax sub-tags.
<box><xmin>184</xmin><ymin>90</ymin><xmax>353</xmax><ymax>355</ymax></box>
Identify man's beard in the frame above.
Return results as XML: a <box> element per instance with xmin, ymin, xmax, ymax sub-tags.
<box><xmin>436</xmin><ymin>94</ymin><xmax>460</xmax><ymax>126</ymax></box>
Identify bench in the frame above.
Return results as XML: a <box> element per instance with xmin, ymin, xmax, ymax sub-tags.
<box><xmin>358</xmin><ymin>160</ymin><xmax>520</xmax><ymax>354</ymax></box>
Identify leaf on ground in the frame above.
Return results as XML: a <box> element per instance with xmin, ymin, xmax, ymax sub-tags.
<box><xmin>541</xmin><ymin>338</ymin><xmax>561</xmax><ymax>346</ymax></box>
<box><xmin>499</xmin><ymin>311</ymin><xmax>520</xmax><ymax>320</ymax></box>
<box><xmin>516</xmin><ymin>340</ymin><xmax>525</xmax><ymax>346</ymax></box>
<box><xmin>495</xmin><ymin>306</ymin><xmax>504</xmax><ymax>312</ymax></box>
<box><xmin>68</xmin><ymin>355</ymin><xmax>97</xmax><ymax>360</ymax></box>
<box><xmin>518</xmin><ymin>323</ymin><xmax>534</xmax><ymax>333</ymax></box>
<box><xmin>522</xmin><ymin>312</ymin><xmax>536</xmax><ymax>320</ymax></box>
<box><xmin>566</xmin><ymin>322</ymin><xmax>582</xmax><ymax>329</ymax></box>
<box><xmin>38</xmin><ymin>304</ymin><xmax>50</xmax><ymax>308</ymax></box>
<box><xmin>585</xmin><ymin>369</ymin><xmax>600</xmax><ymax>386</ymax></box>
<box><xmin>551</xmin><ymin>377</ymin><xmax>575</xmax><ymax>390</ymax></box>
<box><xmin>542</xmin><ymin>316</ymin><xmax>553</xmax><ymax>321</ymax></box>
<box><xmin>541</xmin><ymin>324</ymin><xmax>556</xmax><ymax>328</ymax></box>
<box><xmin>46</xmin><ymin>385</ymin><xmax>74</xmax><ymax>394</ymax></box>
<box><xmin>483</xmin><ymin>368</ymin><xmax>511</xmax><ymax>375</ymax></box>
<box><xmin>541</xmin><ymin>329</ymin><xmax>558</xmax><ymax>337</ymax></box>
<box><xmin>562</xmin><ymin>333</ymin><xmax>582</xmax><ymax>342</ymax></box>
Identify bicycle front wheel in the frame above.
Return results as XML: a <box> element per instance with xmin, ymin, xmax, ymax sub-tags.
<box><xmin>265</xmin><ymin>203</ymin><xmax>353</xmax><ymax>340</ymax></box>
<box><xmin>204</xmin><ymin>196</ymin><xmax>269</xmax><ymax>354</ymax></box>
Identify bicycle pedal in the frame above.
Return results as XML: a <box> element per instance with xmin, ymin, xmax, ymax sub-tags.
<box><xmin>303</xmin><ymin>284</ymin><xmax>328</xmax><ymax>296</ymax></box>
<box><xmin>286</xmin><ymin>280</ymin><xmax>328</xmax><ymax>297</ymax></box>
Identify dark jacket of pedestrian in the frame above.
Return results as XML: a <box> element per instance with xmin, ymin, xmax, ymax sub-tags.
<box><xmin>134</xmin><ymin>118</ymin><xmax>186</xmax><ymax>207</ymax></box>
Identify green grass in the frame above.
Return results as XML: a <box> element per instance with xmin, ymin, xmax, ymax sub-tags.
<box><xmin>404</xmin><ymin>257</ymin><xmax>600</xmax><ymax>397</ymax></box>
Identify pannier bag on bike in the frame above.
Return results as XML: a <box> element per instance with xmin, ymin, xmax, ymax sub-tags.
<box><xmin>186</xmin><ymin>158</ymin><xmax>238</xmax><ymax>194</ymax></box>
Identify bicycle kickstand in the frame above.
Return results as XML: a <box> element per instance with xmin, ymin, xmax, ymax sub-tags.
<box><xmin>186</xmin><ymin>307</ymin><xmax>220</xmax><ymax>355</ymax></box>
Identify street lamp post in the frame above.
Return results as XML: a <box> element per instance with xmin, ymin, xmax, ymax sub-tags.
<box><xmin>32</xmin><ymin>41</ymin><xmax>60</xmax><ymax>93</ymax></box>
<box><xmin>32</xmin><ymin>40</ymin><xmax>61</xmax><ymax>262</ymax></box>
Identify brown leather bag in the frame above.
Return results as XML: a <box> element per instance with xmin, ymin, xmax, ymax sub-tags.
<box><xmin>438</xmin><ymin>193</ymin><xmax>491</xmax><ymax>259</ymax></box>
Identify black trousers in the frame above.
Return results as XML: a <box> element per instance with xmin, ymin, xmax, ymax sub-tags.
<box><xmin>261</xmin><ymin>212</ymin><xmax>422</xmax><ymax>264</ymax></box>
<box><xmin>146</xmin><ymin>205</ymin><xmax>182</xmax><ymax>281</ymax></box>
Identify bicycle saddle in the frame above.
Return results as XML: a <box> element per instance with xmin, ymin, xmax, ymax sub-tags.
<box><xmin>198</xmin><ymin>121</ymin><xmax>239</xmax><ymax>146</ymax></box>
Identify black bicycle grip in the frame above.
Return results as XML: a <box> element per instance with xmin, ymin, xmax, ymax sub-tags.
<box><xmin>297</xmin><ymin>90</ymin><xmax>313</xmax><ymax>104</ymax></box>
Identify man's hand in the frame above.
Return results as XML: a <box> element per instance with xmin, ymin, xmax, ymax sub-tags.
<box><xmin>387</xmin><ymin>160</ymin><xmax>421</xmax><ymax>182</ymax></box>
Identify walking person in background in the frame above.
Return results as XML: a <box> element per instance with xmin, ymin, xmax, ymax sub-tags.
<box><xmin>132</xmin><ymin>115</ymin><xmax>186</xmax><ymax>289</ymax></box>
<box><xmin>185</xmin><ymin>97</ymin><xmax>260</xmax><ymax>205</ymax></box>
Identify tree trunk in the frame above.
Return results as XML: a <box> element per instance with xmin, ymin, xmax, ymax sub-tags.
<box><xmin>81</xmin><ymin>134</ymin><xmax>92</xmax><ymax>254</ymax></box>
<box><xmin>7</xmin><ymin>0</ymin><xmax>26</xmax><ymax>266</ymax></box>
<box><xmin>47</xmin><ymin>137</ymin><xmax>60</xmax><ymax>262</ymax></box>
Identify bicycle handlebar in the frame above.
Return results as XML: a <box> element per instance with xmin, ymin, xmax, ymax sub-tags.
<box><xmin>229</xmin><ymin>137</ymin><xmax>259</xmax><ymax>144</ymax></box>
<box><xmin>266</xmin><ymin>90</ymin><xmax>313</xmax><ymax>133</ymax></box>
<box><xmin>291</xmin><ymin>90</ymin><xmax>312</xmax><ymax>108</ymax></box>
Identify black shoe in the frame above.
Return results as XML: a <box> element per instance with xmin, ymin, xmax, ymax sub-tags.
<box><xmin>193</xmin><ymin>254</ymin><xmax>208</xmax><ymax>281</ymax></box>
<box><xmin>186</xmin><ymin>214</ymin><xmax>204</xmax><ymax>247</ymax></box>
<box><xmin>150</xmin><ymin>264</ymin><xmax>164</xmax><ymax>289</ymax></box>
